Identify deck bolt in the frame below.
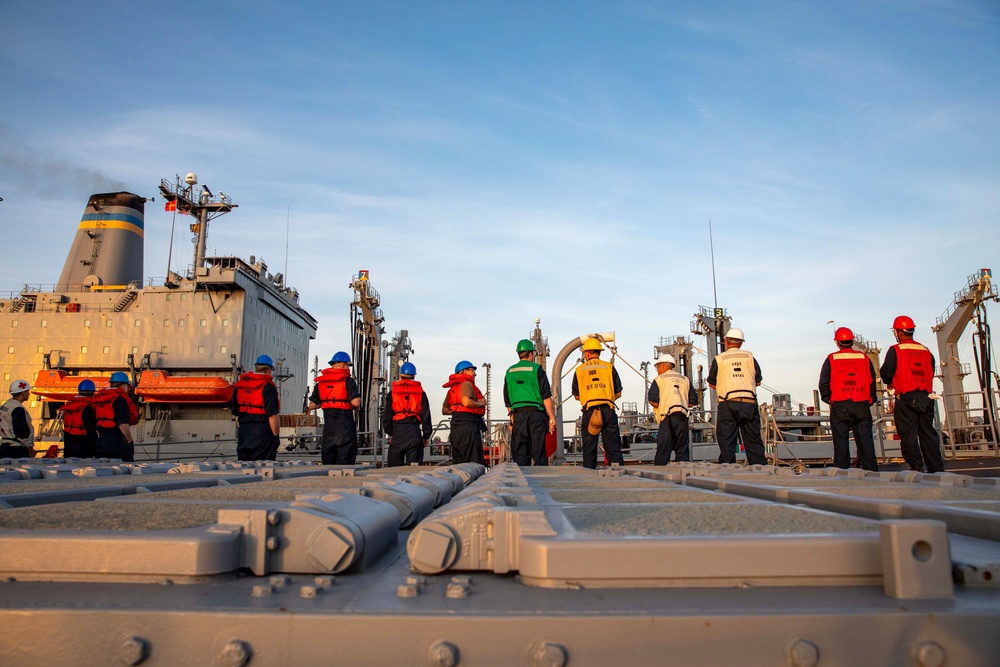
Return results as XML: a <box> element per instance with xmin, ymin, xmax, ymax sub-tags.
<box><xmin>314</xmin><ymin>576</ymin><xmax>334</xmax><ymax>587</ymax></box>
<box><xmin>269</xmin><ymin>575</ymin><xmax>290</xmax><ymax>587</ymax></box>
<box><xmin>531</xmin><ymin>642</ymin><xmax>568</xmax><ymax>667</ymax></box>
<box><xmin>397</xmin><ymin>583</ymin><xmax>419</xmax><ymax>598</ymax></box>
<box><xmin>914</xmin><ymin>641</ymin><xmax>945</xmax><ymax>667</ymax></box>
<box><xmin>251</xmin><ymin>584</ymin><xmax>274</xmax><ymax>597</ymax></box>
<box><xmin>427</xmin><ymin>641</ymin><xmax>459</xmax><ymax>667</ymax></box>
<box><xmin>299</xmin><ymin>585</ymin><xmax>319</xmax><ymax>598</ymax></box>
<box><xmin>266</xmin><ymin>510</ymin><xmax>281</xmax><ymax>526</ymax></box>
<box><xmin>117</xmin><ymin>636</ymin><xmax>149</xmax><ymax>666</ymax></box>
<box><xmin>218</xmin><ymin>640</ymin><xmax>252</xmax><ymax>667</ymax></box>
<box><xmin>788</xmin><ymin>639</ymin><xmax>819</xmax><ymax>667</ymax></box>
<box><xmin>446</xmin><ymin>582</ymin><xmax>470</xmax><ymax>598</ymax></box>
<box><xmin>266</xmin><ymin>536</ymin><xmax>279</xmax><ymax>551</ymax></box>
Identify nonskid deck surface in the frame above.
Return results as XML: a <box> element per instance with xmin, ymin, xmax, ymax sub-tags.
<box><xmin>0</xmin><ymin>459</ymin><xmax>998</xmax><ymax>666</ymax></box>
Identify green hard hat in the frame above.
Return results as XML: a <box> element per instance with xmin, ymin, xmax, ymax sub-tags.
<box><xmin>516</xmin><ymin>339</ymin><xmax>535</xmax><ymax>353</ymax></box>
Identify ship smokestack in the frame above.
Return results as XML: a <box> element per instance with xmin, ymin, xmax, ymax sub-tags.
<box><xmin>57</xmin><ymin>192</ymin><xmax>145</xmax><ymax>289</ymax></box>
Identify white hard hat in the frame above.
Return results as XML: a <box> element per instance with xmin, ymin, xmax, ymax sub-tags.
<box><xmin>724</xmin><ymin>327</ymin><xmax>745</xmax><ymax>341</ymax></box>
<box><xmin>9</xmin><ymin>379</ymin><xmax>31</xmax><ymax>394</ymax></box>
<box><xmin>655</xmin><ymin>354</ymin><xmax>676</xmax><ymax>366</ymax></box>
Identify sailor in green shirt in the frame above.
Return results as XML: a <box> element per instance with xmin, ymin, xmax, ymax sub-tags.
<box><xmin>503</xmin><ymin>339</ymin><xmax>556</xmax><ymax>465</ymax></box>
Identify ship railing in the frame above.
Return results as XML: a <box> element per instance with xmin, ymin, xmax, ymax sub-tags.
<box><xmin>939</xmin><ymin>387</ymin><xmax>1000</xmax><ymax>456</ymax></box>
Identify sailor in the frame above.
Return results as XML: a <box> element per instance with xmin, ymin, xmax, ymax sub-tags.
<box><xmin>819</xmin><ymin>327</ymin><xmax>879</xmax><ymax>471</ymax></box>
<box><xmin>503</xmin><ymin>339</ymin><xmax>556</xmax><ymax>466</ymax></box>
<box><xmin>647</xmin><ymin>354</ymin><xmax>698</xmax><ymax>464</ymax></box>
<box><xmin>60</xmin><ymin>379</ymin><xmax>98</xmax><ymax>459</ymax></box>
<box><xmin>880</xmin><ymin>316</ymin><xmax>945</xmax><ymax>473</ymax></box>
<box><xmin>230</xmin><ymin>355</ymin><xmax>281</xmax><ymax>461</ymax></box>
<box><xmin>93</xmin><ymin>372</ymin><xmax>139</xmax><ymax>462</ymax></box>
<box><xmin>381</xmin><ymin>362</ymin><xmax>432</xmax><ymax>466</ymax></box>
<box><xmin>308</xmin><ymin>351</ymin><xmax>361</xmax><ymax>465</ymax></box>
<box><xmin>442</xmin><ymin>360</ymin><xmax>487</xmax><ymax>465</ymax></box>
<box><xmin>707</xmin><ymin>328</ymin><xmax>767</xmax><ymax>465</ymax></box>
<box><xmin>0</xmin><ymin>379</ymin><xmax>37</xmax><ymax>458</ymax></box>
<box><xmin>572</xmin><ymin>337</ymin><xmax>625</xmax><ymax>469</ymax></box>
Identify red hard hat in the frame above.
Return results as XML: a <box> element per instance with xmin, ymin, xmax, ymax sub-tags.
<box><xmin>834</xmin><ymin>327</ymin><xmax>854</xmax><ymax>342</ymax></box>
<box><xmin>892</xmin><ymin>315</ymin><xmax>916</xmax><ymax>330</ymax></box>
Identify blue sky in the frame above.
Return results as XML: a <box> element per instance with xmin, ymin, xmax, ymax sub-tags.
<box><xmin>1</xmin><ymin>1</ymin><xmax>998</xmax><ymax>422</ymax></box>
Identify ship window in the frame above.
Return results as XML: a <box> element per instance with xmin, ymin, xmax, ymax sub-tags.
<box><xmin>84</xmin><ymin>319</ymin><xmax>91</xmax><ymax>327</ymax></box>
<box><xmin>220</xmin><ymin>346</ymin><xmax>227</xmax><ymax>354</ymax></box>
<box><xmin>202</xmin><ymin>294</ymin><xmax>209</xmax><ymax>301</ymax></box>
<box><xmin>252</xmin><ymin>325</ymin><xmax>257</xmax><ymax>333</ymax></box>
<box><xmin>165</xmin><ymin>294</ymin><xmax>172</xmax><ymax>301</ymax></box>
<box><xmin>200</xmin><ymin>319</ymin><xmax>207</xmax><ymax>327</ymax></box>
<box><xmin>30</xmin><ymin>400</ymin><xmax>37</xmax><ymax>408</ymax></box>
<box><xmin>178</xmin><ymin>319</ymin><xmax>186</xmax><ymax>327</ymax></box>
<box><xmin>10</xmin><ymin>320</ymin><xmax>17</xmax><ymax>327</ymax></box>
<box><xmin>6</xmin><ymin>346</ymin><xmax>13</xmax><ymax>354</ymax></box>
<box><xmin>131</xmin><ymin>346</ymin><xmax>138</xmax><ymax>354</ymax></box>
<box><xmin>161</xmin><ymin>346</ymin><xmax>168</xmax><ymax>353</ymax></box>
<box><xmin>81</xmin><ymin>346</ymin><xmax>87</xmax><ymax>354</ymax></box>
<box><xmin>134</xmin><ymin>320</ymin><xmax>141</xmax><ymax>327</ymax></box>
<box><xmin>103</xmin><ymin>346</ymin><xmax>110</xmax><ymax>354</ymax></box>
<box><xmin>106</xmin><ymin>320</ymin><xmax>112</xmax><ymax>327</ymax></box>
<box><xmin>37</xmin><ymin>346</ymin><xmax>43</xmax><ymax>353</ymax></box>
<box><xmin>41</xmin><ymin>320</ymin><xmax>47</xmax><ymax>327</ymax></box>
<box><xmin>163</xmin><ymin>319</ymin><xmax>170</xmax><ymax>327</ymax></box>
<box><xmin>180</xmin><ymin>294</ymin><xmax>187</xmax><ymax>301</ymax></box>
<box><xmin>222</xmin><ymin>319</ymin><xmax>229</xmax><ymax>327</ymax></box>
<box><xmin>198</xmin><ymin>346</ymin><xmax>205</xmax><ymax>354</ymax></box>
<box><xmin>2</xmin><ymin>374</ymin><xmax>8</xmax><ymax>381</ymax></box>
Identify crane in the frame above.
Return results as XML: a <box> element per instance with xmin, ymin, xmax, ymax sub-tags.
<box><xmin>932</xmin><ymin>268</ymin><xmax>998</xmax><ymax>445</ymax></box>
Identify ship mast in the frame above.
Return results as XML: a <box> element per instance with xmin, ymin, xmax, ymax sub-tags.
<box><xmin>158</xmin><ymin>173</ymin><xmax>237</xmax><ymax>276</ymax></box>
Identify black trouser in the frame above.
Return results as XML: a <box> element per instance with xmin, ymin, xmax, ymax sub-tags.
<box><xmin>0</xmin><ymin>442</ymin><xmax>32</xmax><ymax>458</ymax></box>
<box><xmin>96</xmin><ymin>430</ymin><xmax>134</xmax><ymax>462</ymax></box>
<box><xmin>450</xmin><ymin>413</ymin><xmax>485</xmax><ymax>465</ymax></box>
<box><xmin>236</xmin><ymin>421</ymin><xmax>278</xmax><ymax>461</ymax></box>
<box><xmin>63</xmin><ymin>433</ymin><xmax>96</xmax><ymax>459</ymax></box>
<box><xmin>388</xmin><ymin>421</ymin><xmax>424</xmax><ymax>467</ymax></box>
<box><xmin>511</xmin><ymin>408</ymin><xmax>548</xmax><ymax>466</ymax></box>
<box><xmin>321</xmin><ymin>410</ymin><xmax>358</xmax><ymax>465</ymax></box>
<box><xmin>830</xmin><ymin>401</ymin><xmax>878</xmax><ymax>471</ymax></box>
<box><xmin>894</xmin><ymin>391</ymin><xmax>945</xmax><ymax>473</ymax></box>
<box><xmin>716</xmin><ymin>400</ymin><xmax>767</xmax><ymax>465</ymax></box>
<box><xmin>655</xmin><ymin>412</ymin><xmax>690</xmax><ymax>464</ymax></box>
<box><xmin>581</xmin><ymin>404</ymin><xmax>623</xmax><ymax>469</ymax></box>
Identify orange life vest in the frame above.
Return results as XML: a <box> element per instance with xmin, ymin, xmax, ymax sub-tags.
<box><xmin>317</xmin><ymin>367</ymin><xmax>353</xmax><ymax>410</ymax></box>
<box><xmin>391</xmin><ymin>379</ymin><xmax>423</xmax><ymax>421</ymax></box>
<box><xmin>827</xmin><ymin>350</ymin><xmax>873</xmax><ymax>403</ymax></box>
<box><xmin>93</xmin><ymin>388</ymin><xmax>139</xmax><ymax>428</ymax></box>
<box><xmin>60</xmin><ymin>396</ymin><xmax>93</xmax><ymax>436</ymax></box>
<box><xmin>442</xmin><ymin>373</ymin><xmax>485</xmax><ymax>416</ymax></box>
<box><xmin>890</xmin><ymin>342</ymin><xmax>933</xmax><ymax>394</ymax></box>
<box><xmin>233</xmin><ymin>373</ymin><xmax>277</xmax><ymax>415</ymax></box>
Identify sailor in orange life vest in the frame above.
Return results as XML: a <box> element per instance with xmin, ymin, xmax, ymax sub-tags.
<box><xmin>879</xmin><ymin>316</ymin><xmax>945</xmax><ymax>473</ymax></box>
<box><xmin>93</xmin><ymin>371</ymin><xmax>140</xmax><ymax>462</ymax></box>
<box><xmin>442</xmin><ymin>360</ymin><xmax>487</xmax><ymax>465</ymax></box>
<box><xmin>60</xmin><ymin>379</ymin><xmax>98</xmax><ymax>459</ymax></box>
<box><xmin>229</xmin><ymin>355</ymin><xmax>281</xmax><ymax>461</ymax></box>
<box><xmin>0</xmin><ymin>379</ymin><xmax>37</xmax><ymax>458</ymax></box>
<box><xmin>647</xmin><ymin>354</ymin><xmax>698</xmax><ymax>464</ymax></box>
<box><xmin>308</xmin><ymin>351</ymin><xmax>362</xmax><ymax>465</ymax></box>
<box><xmin>707</xmin><ymin>328</ymin><xmax>768</xmax><ymax>465</ymax></box>
<box><xmin>381</xmin><ymin>362</ymin><xmax>432</xmax><ymax>466</ymax></box>
<box><xmin>819</xmin><ymin>327</ymin><xmax>879</xmax><ymax>471</ymax></box>
<box><xmin>503</xmin><ymin>339</ymin><xmax>557</xmax><ymax>466</ymax></box>
<box><xmin>572</xmin><ymin>338</ymin><xmax>625</xmax><ymax>469</ymax></box>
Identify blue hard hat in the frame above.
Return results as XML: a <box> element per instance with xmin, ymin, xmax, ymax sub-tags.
<box><xmin>455</xmin><ymin>360</ymin><xmax>476</xmax><ymax>373</ymax></box>
<box><xmin>78</xmin><ymin>379</ymin><xmax>96</xmax><ymax>393</ymax></box>
<box><xmin>330</xmin><ymin>351</ymin><xmax>352</xmax><ymax>365</ymax></box>
<box><xmin>109</xmin><ymin>371</ymin><xmax>130</xmax><ymax>384</ymax></box>
<box><xmin>255</xmin><ymin>354</ymin><xmax>274</xmax><ymax>369</ymax></box>
<box><xmin>400</xmin><ymin>362</ymin><xmax>417</xmax><ymax>376</ymax></box>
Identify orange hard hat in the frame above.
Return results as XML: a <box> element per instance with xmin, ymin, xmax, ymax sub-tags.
<box><xmin>834</xmin><ymin>327</ymin><xmax>854</xmax><ymax>342</ymax></box>
<box><xmin>892</xmin><ymin>315</ymin><xmax>915</xmax><ymax>331</ymax></box>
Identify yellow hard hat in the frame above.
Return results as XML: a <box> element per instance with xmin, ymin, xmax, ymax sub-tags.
<box><xmin>582</xmin><ymin>338</ymin><xmax>604</xmax><ymax>352</ymax></box>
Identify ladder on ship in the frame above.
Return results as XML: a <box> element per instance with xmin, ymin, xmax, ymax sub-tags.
<box><xmin>137</xmin><ymin>409</ymin><xmax>171</xmax><ymax>441</ymax></box>
<box><xmin>110</xmin><ymin>289</ymin><xmax>138</xmax><ymax>312</ymax></box>
<box><xmin>4</xmin><ymin>293</ymin><xmax>37</xmax><ymax>313</ymax></box>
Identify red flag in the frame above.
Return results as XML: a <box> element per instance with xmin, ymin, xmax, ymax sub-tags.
<box><xmin>165</xmin><ymin>200</ymin><xmax>177</xmax><ymax>212</ymax></box>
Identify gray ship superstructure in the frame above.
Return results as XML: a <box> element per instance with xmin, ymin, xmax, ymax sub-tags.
<box><xmin>0</xmin><ymin>175</ymin><xmax>317</xmax><ymax>451</ymax></box>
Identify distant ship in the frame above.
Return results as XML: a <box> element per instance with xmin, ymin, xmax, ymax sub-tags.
<box><xmin>0</xmin><ymin>174</ymin><xmax>318</xmax><ymax>455</ymax></box>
